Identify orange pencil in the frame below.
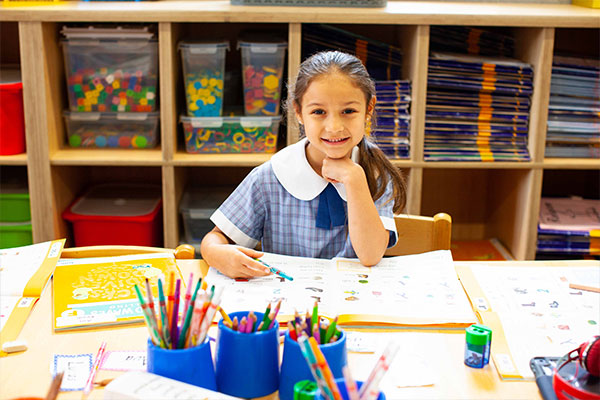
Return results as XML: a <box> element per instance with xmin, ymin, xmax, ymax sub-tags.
<box><xmin>166</xmin><ymin>272</ymin><xmax>175</xmax><ymax>332</ymax></box>
<box><xmin>308</xmin><ymin>337</ymin><xmax>342</xmax><ymax>400</ymax></box>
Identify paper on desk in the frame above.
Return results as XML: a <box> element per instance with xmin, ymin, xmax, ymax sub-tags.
<box><xmin>51</xmin><ymin>353</ymin><xmax>92</xmax><ymax>391</ymax></box>
<box><xmin>350</xmin><ymin>333</ymin><xmax>436</xmax><ymax>391</ymax></box>
<box><xmin>101</xmin><ymin>351</ymin><xmax>146</xmax><ymax>371</ymax></box>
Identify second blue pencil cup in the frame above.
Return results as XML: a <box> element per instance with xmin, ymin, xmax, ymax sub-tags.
<box><xmin>315</xmin><ymin>379</ymin><xmax>387</xmax><ymax>400</ymax></box>
<box><xmin>279</xmin><ymin>330</ymin><xmax>348</xmax><ymax>400</ymax></box>
<box><xmin>146</xmin><ymin>337</ymin><xmax>217</xmax><ymax>390</ymax></box>
<box><xmin>215</xmin><ymin>311</ymin><xmax>280</xmax><ymax>398</ymax></box>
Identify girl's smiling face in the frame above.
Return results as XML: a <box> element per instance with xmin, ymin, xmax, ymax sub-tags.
<box><xmin>295</xmin><ymin>72</ymin><xmax>374</xmax><ymax>169</ymax></box>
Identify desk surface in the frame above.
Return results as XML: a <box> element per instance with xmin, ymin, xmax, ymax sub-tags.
<box><xmin>3</xmin><ymin>259</ymin><xmax>597</xmax><ymax>399</ymax></box>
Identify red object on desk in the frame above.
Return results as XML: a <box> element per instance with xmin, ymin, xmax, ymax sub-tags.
<box><xmin>0</xmin><ymin>69</ymin><xmax>26</xmax><ymax>155</ymax></box>
<box><xmin>62</xmin><ymin>183</ymin><xmax>163</xmax><ymax>247</ymax></box>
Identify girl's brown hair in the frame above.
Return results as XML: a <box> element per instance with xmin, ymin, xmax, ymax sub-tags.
<box><xmin>286</xmin><ymin>50</ymin><xmax>407</xmax><ymax>214</ymax></box>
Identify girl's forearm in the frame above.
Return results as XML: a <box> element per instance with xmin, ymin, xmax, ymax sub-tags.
<box><xmin>345</xmin><ymin>171</ymin><xmax>389</xmax><ymax>266</ymax></box>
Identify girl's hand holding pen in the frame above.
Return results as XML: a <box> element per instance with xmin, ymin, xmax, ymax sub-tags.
<box><xmin>208</xmin><ymin>244</ymin><xmax>271</xmax><ymax>279</ymax></box>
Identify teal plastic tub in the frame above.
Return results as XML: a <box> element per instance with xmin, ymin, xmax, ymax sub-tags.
<box><xmin>0</xmin><ymin>221</ymin><xmax>33</xmax><ymax>249</ymax></box>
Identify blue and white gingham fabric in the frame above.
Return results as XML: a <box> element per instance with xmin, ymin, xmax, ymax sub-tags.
<box><xmin>210</xmin><ymin>140</ymin><xmax>397</xmax><ymax>259</ymax></box>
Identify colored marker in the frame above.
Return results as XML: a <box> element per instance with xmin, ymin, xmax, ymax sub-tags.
<box><xmin>255</xmin><ymin>258</ymin><xmax>293</xmax><ymax>281</ymax></box>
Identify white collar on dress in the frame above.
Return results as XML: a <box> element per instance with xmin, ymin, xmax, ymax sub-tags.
<box><xmin>271</xmin><ymin>138</ymin><xmax>359</xmax><ymax>201</ymax></box>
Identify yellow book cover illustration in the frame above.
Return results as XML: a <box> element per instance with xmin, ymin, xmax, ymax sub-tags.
<box><xmin>53</xmin><ymin>253</ymin><xmax>182</xmax><ymax>332</ymax></box>
<box><xmin>0</xmin><ymin>239</ymin><xmax>65</xmax><ymax>356</ymax></box>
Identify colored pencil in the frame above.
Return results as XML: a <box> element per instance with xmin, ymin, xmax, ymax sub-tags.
<box><xmin>81</xmin><ymin>341</ymin><xmax>107</xmax><ymax>399</ymax></box>
<box><xmin>170</xmin><ymin>279</ymin><xmax>181</xmax><ymax>349</ymax></box>
<box><xmin>134</xmin><ymin>284</ymin><xmax>162</xmax><ymax>346</ymax></box>
<box><xmin>157</xmin><ymin>279</ymin><xmax>171</xmax><ymax>348</ymax></box>
<box><xmin>358</xmin><ymin>341</ymin><xmax>400</xmax><ymax>400</ymax></box>
<box><xmin>342</xmin><ymin>366</ymin><xmax>359</xmax><ymax>400</ymax></box>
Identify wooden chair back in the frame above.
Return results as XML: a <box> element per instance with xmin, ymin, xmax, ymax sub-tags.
<box><xmin>384</xmin><ymin>213</ymin><xmax>452</xmax><ymax>256</ymax></box>
<box><xmin>60</xmin><ymin>244</ymin><xmax>195</xmax><ymax>259</ymax></box>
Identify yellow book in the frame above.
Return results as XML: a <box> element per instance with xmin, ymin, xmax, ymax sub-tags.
<box><xmin>53</xmin><ymin>253</ymin><xmax>182</xmax><ymax>332</ymax></box>
<box><xmin>572</xmin><ymin>0</ymin><xmax>600</xmax><ymax>8</ymax></box>
<box><xmin>0</xmin><ymin>239</ymin><xmax>65</xmax><ymax>356</ymax></box>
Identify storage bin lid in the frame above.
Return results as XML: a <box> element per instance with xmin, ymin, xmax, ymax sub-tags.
<box><xmin>179</xmin><ymin>41</ymin><xmax>230</xmax><ymax>53</ymax></box>
<box><xmin>0</xmin><ymin>69</ymin><xmax>22</xmax><ymax>90</ymax></box>
<box><xmin>68</xmin><ymin>184</ymin><xmax>161</xmax><ymax>217</ymax></box>
<box><xmin>237</xmin><ymin>41</ymin><xmax>287</xmax><ymax>53</ymax></box>
<box><xmin>61</xmin><ymin>26</ymin><xmax>154</xmax><ymax>40</ymax></box>
<box><xmin>179</xmin><ymin>187</ymin><xmax>234</xmax><ymax>218</ymax></box>
<box><xmin>63</xmin><ymin>111</ymin><xmax>159</xmax><ymax>122</ymax></box>
<box><xmin>180</xmin><ymin>115</ymin><xmax>281</xmax><ymax>128</ymax></box>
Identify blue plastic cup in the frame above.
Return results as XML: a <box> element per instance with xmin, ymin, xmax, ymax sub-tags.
<box><xmin>315</xmin><ymin>378</ymin><xmax>386</xmax><ymax>400</ymax></box>
<box><xmin>279</xmin><ymin>330</ymin><xmax>347</xmax><ymax>400</ymax></box>
<box><xmin>146</xmin><ymin>337</ymin><xmax>216</xmax><ymax>390</ymax></box>
<box><xmin>215</xmin><ymin>311</ymin><xmax>280</xmax><ymax>398</ymax></box>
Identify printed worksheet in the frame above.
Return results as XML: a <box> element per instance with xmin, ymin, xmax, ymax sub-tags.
<box><xmin>456</xmin><ymin>263</ymin><xmax>600</xmax><ymax>379</ymax></box>
<box><xmin>205</xmin><ymin>250</ymin><xmax>476</xmax><ymax>327</ymax></box>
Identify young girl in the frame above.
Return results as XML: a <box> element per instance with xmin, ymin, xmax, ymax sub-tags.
<box><xmin>201</xmin><ymin>50</ymin><xmax>406</xmax><ymax>278</ymax></box>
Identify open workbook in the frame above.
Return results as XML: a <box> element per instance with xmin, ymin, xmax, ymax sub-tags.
<box><xmin>205</xmin><ymin>250</ymin><xmax>476</xmax><ymax>328</ymax></box>
<box><xmin>456</xmin><ymin>262</ymin><xmax>600</xmax><ymax>380</ymax></box>
<box><xmin>0</xmin><ymin>239</ymin><xmax>65</xmax><ymax>356</ymax></box>
<box><xmin>53</xmin><ymin>253</ymin><xmax>183</xmax><ymax>332</ymax></box>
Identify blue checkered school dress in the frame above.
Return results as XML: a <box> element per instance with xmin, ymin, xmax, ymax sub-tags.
<box><xmin>210</xmin><ymin>162</ymin><xmax>397</xmax><ymax>259</ymax></box>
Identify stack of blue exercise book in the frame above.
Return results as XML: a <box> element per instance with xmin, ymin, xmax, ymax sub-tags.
<box><xmin>302</xmin><ymin>24</ymin><xmax>411</xmax><ymax>159</ymax></box>
<box><xmin>545</xmin><ymin>55</ymin><xmax>600</xmax><ymax>159</ymax></box>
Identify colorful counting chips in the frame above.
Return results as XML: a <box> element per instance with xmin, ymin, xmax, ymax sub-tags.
<box><xmin>239</xmin><ymin>42</ymin><xmax>287</xmax><ymax>116</ymax></box>
<box><xmin>67</xmin><ymin>68</ymin><xmax>157</xmax><ymax>113</ymax></box>
<box><xmin>185</xmin><ymin>71</ymin><xmax>224</xmax><ymax>117</ymax></box>
<box><xmin>180</xmin><ymin>42</ymin><xmax>229</xmax><ymax>117</ymax></box>
<box><xmin>181</xmin><ymin>116</ymin><xmax>280</xmax><ymax>154</ymax></box>
<box><xmin>64</xmin><ymin>112</ymin><xmax>159</xmax><ymax>149</ymax></box>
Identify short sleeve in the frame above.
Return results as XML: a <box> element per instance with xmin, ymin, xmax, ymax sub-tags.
<box><xmin>374</xmin><ymin>178</ymin><xmax>398</xmax><ymax>248</ymax></box>
<box><xmin>210</xmin><ymin>166</ymin><xmax>267</xmax><ymax>248</ymax></box>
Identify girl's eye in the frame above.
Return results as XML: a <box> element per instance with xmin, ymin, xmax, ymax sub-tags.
<box><xmin>342</xmin><ymin>109</ymin><xmax>357</xmax><ymax>115</ymax></box>
<box><xmin>311</xmin><ymin>109</ymin><xmax>325</xmax><ymax>115</ymax></box>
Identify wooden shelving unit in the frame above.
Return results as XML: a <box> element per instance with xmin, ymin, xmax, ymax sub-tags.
<box><xmin>1</xmin><ymin>2</ymin><xmax>598</xmax><ymax>260</ymax></box>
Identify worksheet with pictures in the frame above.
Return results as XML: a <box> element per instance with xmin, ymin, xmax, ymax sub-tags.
<box><xmin>205</xmin><ymin>250</ymin><xmax>476</xmax><ymax>327</ymax></box>
<box><xmin>456</xmin><ymin>263</ymin><xmax>600</xmax><ymax>379</ymax></box>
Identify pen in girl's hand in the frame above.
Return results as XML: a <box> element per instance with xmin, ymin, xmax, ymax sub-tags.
<box><xmin>254</xmin><ymin>258</ymin><xmax>294</xmax><ymax>281</ymax></box>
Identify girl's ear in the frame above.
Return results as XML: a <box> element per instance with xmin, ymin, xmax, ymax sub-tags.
<box><xmin>293</xmin><ymin>103</ymin><xmax>303</xmax><ymax>125</ymax></box>
<box><xmin>367</xmin><ymin>96</ymin><xmax>377</xmax><ymax>120</ymax></box>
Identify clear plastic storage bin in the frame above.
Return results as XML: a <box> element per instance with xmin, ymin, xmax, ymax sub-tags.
<box><xmin>63</xmin><ymin>111</ymin><xmax>159</xmax><ymax>148</ymax></box>
<box><xmin>239</xmin><ymin>41</ymin><xmax>287</xmax><ymax>116</ymax></box>
<box><xmin>179</xmin><ymin>187</ymin><xmax>234</xmax><ymax>244</ymax></box>
<box><xmin>180</xmin><ymin>115</ymin><xmax>280</xmax><ymax>153</ymax></box>
<box><xmin>61</xmin><ymin>26</ymin><xmax>158</xmax><ymax>112</ymax></box>
<box><xmin>179</xmin><ymin>41</ymin><xmax>229</xmax><ymax>117</ymax></box>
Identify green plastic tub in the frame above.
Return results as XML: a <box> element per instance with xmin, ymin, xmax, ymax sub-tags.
<box><xmin>0</xmin><ymin>221</ymin><xmax>32</xmax><ymax>249</ymax></box>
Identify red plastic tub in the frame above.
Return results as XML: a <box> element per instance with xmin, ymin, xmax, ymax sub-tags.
<box><xmin>62</xmin><ymin>183</ymin><xmax>163</xmax><ymax>247</ymax></box>
<box><xmin>0</xmin><ymin>69</ymin><xmax>26</xmax><ymax>155</ymax></box>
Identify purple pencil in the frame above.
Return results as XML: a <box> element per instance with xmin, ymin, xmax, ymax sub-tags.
<box><xmin>170</xmin><ymin>279</ymin><xmax>181</xmax><ymax>349</ymax></box>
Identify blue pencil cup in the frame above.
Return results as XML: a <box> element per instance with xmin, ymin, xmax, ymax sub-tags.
<box><xmin>215</xmin><ymin>311</ymin><xmax>280</xmax><ymax>398</ymax></box>
<box><xmin>279</xmin><ymin>330</ymin><xmax>347</xmax><ymax>400</ymax></box>
<box><xmin>146</xmin><ymin>338</ymin><xmax>216</xmax><ymax>390</ymax></box>
<box><xmin>315</xmin><ymin>379</ymin><xmax>386</xmax><ymax>400</ymax></box>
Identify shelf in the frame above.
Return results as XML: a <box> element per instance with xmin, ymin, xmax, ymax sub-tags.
<box><xmin>1</xmin><ymin>1</ymin><xmax>599</xmax><ymax>27</ymax></box>
<box><xmin>418</xmin><ymin>161</ymin><xmax>538</xmax><ymax>169</ymax></box>
<box><xmin>50</xmin><ymin>149</ymin><xmax>163</xmax><ymax>166</ymax></box>
<box><xmin>0</xmin><ymin>153</ymin><xmax>27</xmax><ymax>166</ymax></box>
<box><xmin>171</xmin><ymin>151</ymin><xmax>274</xmax><ymax>167</ymax></box>
<box><xmin>8</xmin><ymin>7</ymin><xmax>599</xmax><ymax>259</ymax></box>
<box><xmin>542</xmin><ymin>158</ymin><xmax>600</xmax><ymax>169</ymax></box>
